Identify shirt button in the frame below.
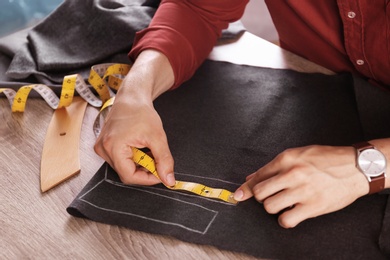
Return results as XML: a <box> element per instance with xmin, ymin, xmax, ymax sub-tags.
<box><xmin>356</xmin><ymin>59</ymin><xmax>365</xmax><ymax>65</ymax></box>
<box><xmin>348</xmin><ymin>11</ymin><xmax>356</xmax><ymax>18</ymax></box>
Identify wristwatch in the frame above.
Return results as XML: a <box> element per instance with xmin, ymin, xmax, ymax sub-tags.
<box><xmin>353</xmin><ymin>141</ymin><xmax>387</xmax><ymax>194</ymax></box>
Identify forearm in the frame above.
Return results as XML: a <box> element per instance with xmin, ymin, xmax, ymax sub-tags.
<box><xmin>118</xmin><ymin>49</ymin><xmax>174</xmax><ymax>105</ymax></box>
<box><xmin>129</xmin><ymin>0</ymin><xmax>248</xmax><ymax>89</ymax></box>
<box><xmin>94</xmin><ymin>49</ymin><xmax>176</xmax><ymax>187</ymax></box>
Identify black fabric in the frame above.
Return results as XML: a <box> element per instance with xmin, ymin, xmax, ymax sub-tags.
<box><xmin>67</xmin><ymin>60</ymin><xmax>390</xmax><ymax>259</ymax></box>
<box><xmin>381</xmin><ymin>198</ymin><xmax>390</xmax><ymax>255</ymax></box>
<box><xmin>353</xmin><ymin>76</ymin><xmax>390</xmax><ymax>141</ymax></box>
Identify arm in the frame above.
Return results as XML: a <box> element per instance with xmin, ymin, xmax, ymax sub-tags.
<box><xmin>95</xmin><ymin>0</ymin><xmax>248</xmax><ymax>186</ymax></box>
<box><xmin>233</xmin><ymin>138</ymin><xmax>390</xmax><ymax>228</ymax></box>
<box><xmin>94</xmin><ymin>50</ymin><xmax>175</xmax><ymax>186</ymax></box>
<box><xmin>129</xmin><ymin>0</ymin><xmax>249</xmax><ymax>89</ymax></box>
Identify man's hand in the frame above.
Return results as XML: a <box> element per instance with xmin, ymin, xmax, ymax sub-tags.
<box><xmin>94</xmin><ymin>50</ymin><xmax>176</xmax><ymax>187</ymax></box>
<box><xmin>233</xmin><ymin>145</ymin><xmax>369</xmax><ymax>228</ymax></box>
<box><xmin>94</xmin><ymin>94</ymin><xmax>175</xmax><ymax>186</ymax></box>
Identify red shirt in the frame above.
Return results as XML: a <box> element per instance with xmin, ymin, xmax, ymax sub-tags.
<box><xmin>129</xmin><ymin>0</ymin><xmax>390</xmax><ymax>89</ymax></box>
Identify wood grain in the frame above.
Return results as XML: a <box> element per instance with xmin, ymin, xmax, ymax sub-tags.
<box><xmin>0</xmin><ymin>33</ymin><xmax>330</xmax><ymax>259</ymax></box>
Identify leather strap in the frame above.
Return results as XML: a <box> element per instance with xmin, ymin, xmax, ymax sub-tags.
<box><xmin>353</xmin><ymin>141</ymin><xmax>386</xmax><ymax>194</ymax></box>
<box><xmin>353</xmin><ymin>141</ymin><xmax>374</xmax><ymax>150</ymax></box>
<box><xmin>368</xmin><ymin>175</ymin><xmax>386</xmax><ymax>194</ymax></box>
<box><xmin>40</xmin><ymin>97</ymin><xmax>88</xmax><ymax>192</ymax></box>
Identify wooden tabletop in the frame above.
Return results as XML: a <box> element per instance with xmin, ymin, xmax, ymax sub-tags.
<box><xmin>0</xmin><ymin>32</ymin><xmax>332</xmax><ymax>259</ymax></box>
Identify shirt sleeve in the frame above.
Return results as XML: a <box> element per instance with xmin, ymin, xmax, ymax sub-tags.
<box><xmin>128</xmin><ymin>0</ymin><xmax>248</xmax><ymax>89</ymax></box>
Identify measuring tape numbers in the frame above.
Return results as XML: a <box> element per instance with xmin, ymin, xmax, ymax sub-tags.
<box><xmin>0</xmin><ymin>63</ymin><xmax>130</xmax><ymax>112</ymax></box>
<box><xmin>93</xmin><ymin>98</ymin><xmax>238</xmax><ymax>204</ymax></box>
<box><xmin>1</xmin><ymin>62</ymin><xmax>238</xmax><ymax>204</ymax></box>
<box><xmin>131</xmin><ymin>147</ymin><xmax>238</xmax><ymax>204</ymax></box>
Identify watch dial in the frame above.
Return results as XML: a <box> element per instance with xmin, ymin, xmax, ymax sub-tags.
<box><xmin>358</xmin><ymin>149</ymin><xmax>387</xmax><ymax>177</ymax></box>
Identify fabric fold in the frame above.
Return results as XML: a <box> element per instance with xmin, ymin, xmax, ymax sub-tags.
<box><xmin>2</xmin><ymin>0</ymin><xmax>245</xmax><ymax>85</ymax></box>
<box><xmin>5</xmin><ymin>0</ymin><xmax>158</xmax><ymax>83</ymax></box>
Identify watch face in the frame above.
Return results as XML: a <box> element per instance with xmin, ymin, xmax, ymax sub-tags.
<box><xmin>358</xmin><ymin>148</ymin><xmax>387</xmax><ymax>177</ymax></box>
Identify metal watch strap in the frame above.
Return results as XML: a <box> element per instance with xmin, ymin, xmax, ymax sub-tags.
<box><xmin>353</xmin><ymin>141</ymin><xmax>386</xmax><ymax>194</ymax></box>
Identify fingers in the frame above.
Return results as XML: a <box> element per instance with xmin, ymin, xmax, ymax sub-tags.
<box><xmin>232</xmin><ymin>148</ymin><xmax>318</xmax><ymax>228</ymax></box>
<box><xmin>236</xmin><ymin>174</ymin><xmax>321</xmax><ymax>228</ymax></box>
<box><xmin>94</xmin><ymin>126</ymin><xmax>175</xmax><ymax>186</ymax></box>
<box><xmin>234</xmin><ymin>173</ymin><xmax>267</xmax><ymax>201</ymax></box>
<box><xmin>233</xmin><ymin>145</ymin><xmax>361</xmax><ymax>229</ymax></box>
<box><xmin>114</xmin><ymin>144</ymin><xmax>162</xmax><ymax>185</ymax></box>
<box><xmin>277</xmin><ymin>203</ymin><xmax>323</xmax><ymax>228</ymax></box>
<box><xmin>245</xmin><ymin>172</ymin><xmax>256</xmax><ymax>181</ymax></box>
<box><xmin>234</xmin><ymin>172</ymin><xmax>291</xmax><ymax>205</ymax></box>
<box><xmin>277</xmin><ymin>206</ymin><xmax>302</xmax><ymax>229</ymax></box>
<box><xmin>146</xmin><ymin>137</ymin><xmax>175</xmax><ymax>187</ymax></box>
<box><xmin>93</xmin><ymin>94</ymin><xmax>177</xmax><ymax>186</ymax></box>
<box><xmin>234</xmin><ymin>158</ymin><xmax>287</xmax><ymax>201</ymax></box>
<box><xmin>234</xmin><ymin>172</ymin><xmax>262</xmax><ymax>200</ymax></box>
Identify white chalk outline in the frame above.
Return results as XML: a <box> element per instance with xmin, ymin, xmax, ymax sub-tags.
<box><xmin>105</xmin><ymin>180</ymin><xmax>238</xmax><ymax>206</ymax></box>
<box><xmin>173</xmin><ymin>171</ymin><xmax>241</xmax><ymax>185</ymax></box>
<box><xmin>77</xmin><ymin>164</ymin><xmax>221</xmax><ymax>234</ymax></box>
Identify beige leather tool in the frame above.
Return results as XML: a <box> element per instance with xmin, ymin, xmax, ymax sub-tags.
<box><xmin>40</xmin><ymin>97</ymin><xmax>88</xmax><ymax>192</ymax></box>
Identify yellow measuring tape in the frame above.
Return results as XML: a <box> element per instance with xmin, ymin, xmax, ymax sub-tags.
<box><xmin>0</xmin><ymin>63</ymin><xmax>130</xmax><ymax>112</ymax></box>
<box><xmin>131</xmin><ymin>147</ymin><xmax>238</xmax><ymax>204</ymax></box>
<box><xmin>93</xmin><ymin>97</ymin><xmax>238</xmax><ymax>204</ymax></box>
<box><xmin>0</xmin><ymin>63</ymin><xmax>237</xmax><ymax>204</ymax></box>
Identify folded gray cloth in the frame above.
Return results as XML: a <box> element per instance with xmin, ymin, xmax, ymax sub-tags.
<box><xmin>4</xmin><ymin>0</ymin><xmax>159</xmax><ymax>83</ymax></box>
<box><xmin>1</xmin><ymin>0</ymin><xmax>246</xmax><ymax>85</ymax></box>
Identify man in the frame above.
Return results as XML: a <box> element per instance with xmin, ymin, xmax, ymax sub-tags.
<box><xmin>94</xmin><ymin>0</ymin><xmax>390</xmax><ymax>228</ymax></box>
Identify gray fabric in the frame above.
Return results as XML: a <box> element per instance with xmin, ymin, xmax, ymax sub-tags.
<box><xmin>68</xmin><ymin>60</ymin><xmax>390</xmax><ymax>259</ymax></box>
<box><xmin>0</xmin><ymin>0</ymin><xmax>246</xmax><ymax>86</ymax></box>
<box><xmin>3</xmin><ymin>0</ymin><xmax>159</xmax><ymax>84</ymax></box>
<box><xmin>0</xmin><ymin>0</ymin><xmax>245</xmax><ymax>96</ymax></box>
<box><xmin>0</xmin><ymin>28</ymin><xmax>38</xmax><ymax>85</ymax></box>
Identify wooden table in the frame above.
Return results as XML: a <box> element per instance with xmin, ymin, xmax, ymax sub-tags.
<box><xmin>0</xmin><ymin>32</ymin><xmax>332</xmax><ymax>259</ymax></box>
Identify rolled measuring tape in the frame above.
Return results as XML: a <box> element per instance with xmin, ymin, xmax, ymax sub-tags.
<box><xmin>0</xmin><ymin>63</ymin><xmax>238</xmax><ymax>204</ymax></box>
<box><xmin>0</xmin><ymin>63</ymin><xmax>130</xmax><ymax>112</ymax></box>
<box><xmin>93</xmin><ymin>98</ymin><xmax>238</xmax><ymax>204</ymax></box>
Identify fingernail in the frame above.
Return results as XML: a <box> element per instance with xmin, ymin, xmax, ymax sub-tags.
<box><xmin>234</xmin><ymin>189</ymin><xmax>244</xmax><ymax>201</ymax></box>
<box><xmin>166</xmin><ymin>173</ymin><xmax>175</xmax><ymax>187</ymax></box>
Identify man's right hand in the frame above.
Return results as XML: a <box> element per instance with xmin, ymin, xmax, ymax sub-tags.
<box><xmin>94</xmin><ymin>50</ymin><xmax>176</xmax><ymax>187</ymax></box>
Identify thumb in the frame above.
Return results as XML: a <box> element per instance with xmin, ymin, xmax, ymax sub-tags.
<box><xmin>152</xmin><ymin>145</ymin><xmax>176</xmax><ymax>187</ymax></box>
<box><xmin>233</xmin><ymin>181</ymin><xmax>255</xmax><ymax>202</ymax></box>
